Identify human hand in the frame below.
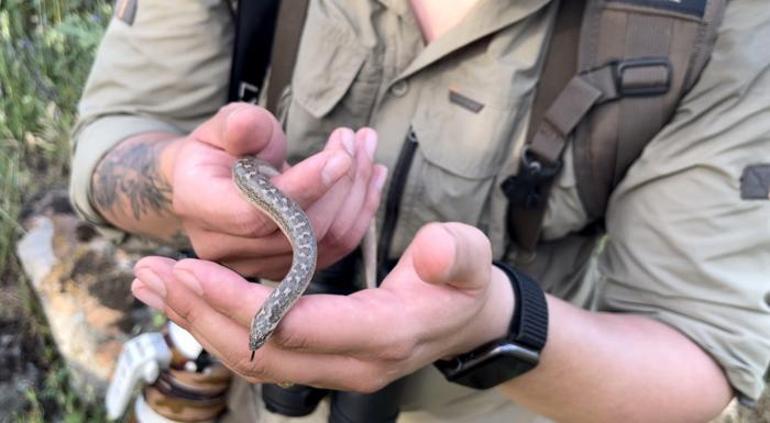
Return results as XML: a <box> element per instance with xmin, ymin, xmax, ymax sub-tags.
<box><xmin>167</xmin><ymin>103</ymin><xmax>387</xmax><ymax>278</ymax></box>
<box><xmin>132</xmin><ymin>222</ymin><xmax>515</xmax><ymax>392</ymax></box>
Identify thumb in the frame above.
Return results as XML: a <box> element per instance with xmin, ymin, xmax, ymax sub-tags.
<box><xmin>409</xmin><ymin>223</ymin><xmax>492</xmax><ymax>291</ymax></box>
<box><xmin>191</xmin><ymin>102</ymin><xmax>286</xmax><ymax>168</ymax></box>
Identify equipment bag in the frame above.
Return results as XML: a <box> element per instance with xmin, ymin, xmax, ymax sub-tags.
<box><xmin>503</xmin><ymin>0</ymin><xmax>726</xmax><ymax>253</ymax></box>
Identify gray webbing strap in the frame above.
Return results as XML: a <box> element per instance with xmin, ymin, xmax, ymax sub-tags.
<box><xmin>265</xmin><ymin>0</ymin><xmax>310</xmax><ymax>115</ymax></box>
<box><xmin>529</xmin><ymin>69</ymin><xmax>610</xmax><ymax>163</ymax></box>
<box><xmin>506</xmin><ymin>0</ymin><xmax>724</xmax><ymax>256</ymax></box>
<box><xmin>506</xmin><ymin>0</ymin><xmax>584</xmax><ymax>257</ymax></box>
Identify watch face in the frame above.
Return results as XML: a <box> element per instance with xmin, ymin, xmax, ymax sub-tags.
<box><xmin>437</xmin><ymin>342</ymin><xmax>540</xmax><ymax>390</ymax></box>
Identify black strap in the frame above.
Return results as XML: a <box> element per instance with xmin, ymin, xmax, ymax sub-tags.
<box><xmin>494</xmin><ymin>261</ymin><xmax>548</xmax><ymax>351</ymax></box>
<box><xmin>227</xmin><ymin>0</ymin><xmax>281</xmax><ymax>103</ymax></box>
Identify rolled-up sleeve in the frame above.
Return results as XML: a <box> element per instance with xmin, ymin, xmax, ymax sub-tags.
<box><xmin>597</xmin><ymin>0</ymin><xmax>770</xmax><ymax>402</ymax></box>
<box><xmin>70</xmin><ymin>0</ymin><xmax>233</xmax><ymax>233</ymax></box>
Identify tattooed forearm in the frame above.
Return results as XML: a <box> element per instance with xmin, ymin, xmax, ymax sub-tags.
<box><xmin>92</xmin><ymin>139</ymin><xmax>173</xmax><ymax>221</ymax></box>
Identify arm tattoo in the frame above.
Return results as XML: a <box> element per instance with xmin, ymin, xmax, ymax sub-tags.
<box><xmin>92</xmin><ymin>140</ymin><xmax>172</xmax><ymax>221</ymax></box>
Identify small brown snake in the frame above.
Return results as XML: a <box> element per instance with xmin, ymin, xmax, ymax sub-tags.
<box><xmin>234</xmin><ymin>156</ymin><xmax>378</xmax><ymax>360</ymax></box>
<box><xmin>233</xmin><ymin>157</ymin><xmax>318</xmax><ymax>360</ymax></box>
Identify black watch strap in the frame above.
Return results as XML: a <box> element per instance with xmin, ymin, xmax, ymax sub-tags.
<box><xmin>434</xmin><ymin>261</ymin><xmax>548</xmax><ymax>389</ymax></box>
<box><xmin>496</xmin><ymin>261</ymin><xmax>548</xmax><ymax>352</ymax></box>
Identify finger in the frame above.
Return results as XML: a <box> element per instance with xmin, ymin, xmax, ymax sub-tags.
<box><xmin>270</xmin><ymin>149</ymin><xmax>352</xmax><ymax>211</ymax></box>
<box><xmin>409</xmin><ymin>223</ymin><xmax>492</xmax><ymax>291</ymax></box>
<box><xmin>293</xmin><ymin>129</ymin><xmax>359</xmax><ymax>240</ymax></box>
<box><xmin>187</xmin><ymin>226</ymin><xmax>292</xmax><ymax>262</ymax></box>
<box><xmin>131</xmin><ymin>279</ymin><xmax>165</xmax><ymax>310</ymax></box>
<box><xmin>323</xmin><ymin>127</ymin><xmax>356</xmax><ymax>157</ymax></box>
<box><xmin>178</xmin><ymin>147</ymin><xmax>351</xmax><ymax>237</ymax></box>
<box><xmin>317</xmin><ymin>164</ymin><xmax>387</xmax><ymax>268</ymax></box>
<box><xmin>220</xmin><ymin>255</ymin><xmax>294</xmax><ymax>280</ymax></box>
<box><xmin>191</xmin><ymin>103</ymin><xmax>286</xmax><ymax>167</ymax></box>
<box><xmin>172</xmin><ymin>259</ymin><xmax>408</xmax><ymax>356</ymax></box>
<box><xmin>142</xmin><ymin>259</ymin><xmax>385</xmax><ymax>390</ymax></box>
<box><xmin>162</xmin><ymin>291</ymin><xmax>380</xmax><ymax>391</ymax></box>
<box><xmin>323</xmin><ymin>128</ymin><xmax>376</xmax><ymax>244</ymax></box>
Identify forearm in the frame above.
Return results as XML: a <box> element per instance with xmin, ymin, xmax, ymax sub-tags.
<box><xmin>91</xmin><ymin>132</ymin><xmax>186</xmax><ymax>245</ymax></box>
<box><xmin>497</xmin><ymin>293</ymin><xmax>733</xmax><ymax>422</ymax></box>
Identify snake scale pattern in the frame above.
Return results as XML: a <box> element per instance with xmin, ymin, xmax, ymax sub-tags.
<box><xmin>233</xmin><ymin>157</ymin><xmax>318</xmax><ymax>356</ymax></box>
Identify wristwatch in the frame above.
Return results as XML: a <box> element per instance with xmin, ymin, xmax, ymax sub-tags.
<box><xmin>434</xmin><ymin>261</ymin><xmax>548</xmax><ymax>389</ymax></box>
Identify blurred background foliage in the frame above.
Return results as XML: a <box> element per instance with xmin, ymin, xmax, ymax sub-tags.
<box><xmin>0</xmin><ymin>0</ymin><xmax>111</xmax><ymax>277</ymax></box>
<box><xmin>0</xmin><ymin>0</ymin><xmax>112</xmax><ymax>420</ymax></box>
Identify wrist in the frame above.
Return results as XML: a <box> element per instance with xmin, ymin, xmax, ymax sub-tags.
<box><xmin>435</xmin><ymin>262</ymin><xmax>548</xmax><ymax>389</ymax></box>
<box><xmin>480</xmin><ymin>265</ymin><xmax>517</xmax><ymax>344</ymax></box>
<box><xmin>446</xmin><ymin>264</ymin><xmax>516</xmax><ymax>358</ymax></box>
<box><xmin>158</xmin><ymin>136</ymin><xmax>185</xmax><ymax>189</ymax></box>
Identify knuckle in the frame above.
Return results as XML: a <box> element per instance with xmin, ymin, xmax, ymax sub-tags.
<box><xmin>353</xmin><ymin>369</ymin><xmax>389</xmax><ymax>394</ymax></box>
<box><xmin>378</xmin><ymin>337</ymin><xmax>416</xmax><ymax>363</ymax></box>
<box><xmin>232</xmin><ymin>213</ymin><xmax>262</xmax><ymax>237</ymax></box>
<box><xmin>320</xmin><ymin>227</ymin><xmax>346</xmax><ymax>250</ymax></box>
<box><xmin>189</xmin><ymin>237</ymin><xmax>220</xmax><ymax>261</ymax></box>
<box><xmin>226</xmin><ymin>260</ymin><xmax>265</xmax><ymax>278</ymax></box>
<box><xmin>270</xmin><ymin>326</ymin><xmax>308</xmax><ymax>350</ymax></box>
<box><xmin>235</xmin><ymin>357</ymin><xmax>270</xmax><ymax>381</ymax></box>
<box><xmin>339</xmin><ymin>234</ymin><xmax>361</xmax><ymax>253</ymax></box>
<box><xmin>167</xmin><ymin>296</ymin><xmax>199</xmax><ymax>326</ymax></box>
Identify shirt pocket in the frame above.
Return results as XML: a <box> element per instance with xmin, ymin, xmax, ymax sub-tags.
<box><xmin>406</xmin><ymin>84</ymin><xmax>523</xmax><ymax>233</ymax></box>
<box><xmin>286</xmin><ymin>10</ymin><xmax>381</xmax><ymax>161</ymax></box>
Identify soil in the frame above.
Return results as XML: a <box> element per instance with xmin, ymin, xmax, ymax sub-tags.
<box><xmin>0</xmin><ymin>274</ymin><xmax>47</xmax><ymax>420</ymax></box>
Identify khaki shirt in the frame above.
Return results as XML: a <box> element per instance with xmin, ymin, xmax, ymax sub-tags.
<box><xmin>70</xmin><ymin>0</ymin><xmax>770</xmax><ymax>416</ymax></box>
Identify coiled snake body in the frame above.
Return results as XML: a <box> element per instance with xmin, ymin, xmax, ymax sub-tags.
<box><xmin>233</xmin><ymin>157</ymin><xmax>318</xmax><ymax>357</ymax></box>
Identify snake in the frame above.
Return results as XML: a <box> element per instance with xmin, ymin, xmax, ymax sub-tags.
<box><xmin>234</xmin><ymin>155</ymin><xmax>379</xmax><ymax>360</ymax></box>
<box><xmin>233</xmin><ymin>157</ymin><xmax>318</xmax><ymax>359</ymax></box>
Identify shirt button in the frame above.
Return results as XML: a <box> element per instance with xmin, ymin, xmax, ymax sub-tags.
<box><xmin>390</xmin><ymin>80</ymin><xmax>409</xmax><ymax>97</ymax></box>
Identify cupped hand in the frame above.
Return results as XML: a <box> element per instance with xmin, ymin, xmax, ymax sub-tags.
<box><xmin>168</xmin><ymin>103</ymin><xmax>387</xmax><ymax>278</ymax></box>
<box><xmin>132</xmin><ymin>222</ymin><xmax>514</xmax><ymax>392</ymax></box>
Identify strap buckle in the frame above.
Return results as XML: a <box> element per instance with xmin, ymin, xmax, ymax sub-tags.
<box><xmin>500</xmin><ymin>147</ymin><xmax>562</xmax><ymax>210</ymax></box>
<box><xmin>612</xmin><ymin>57</ymin><xmax>672</xmax><ymax>97</ymax></box>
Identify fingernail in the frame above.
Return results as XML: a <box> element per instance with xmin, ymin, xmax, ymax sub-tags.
<box><xmin>341</xmin><ymin>130</ymin><xmax>356</xmax><ymax>156</ymax></box>
<box><xmin>132</xmin><ymin>279</ymin><xmax>165</xmax><ymax>310</ymax></box>
<box><xmin>364</xmin><ymin>130</ymin><xmax>377</xmax><ymax>160</ymax></box>
<box><xmin>135</xmin><ymin>268</ymin><xmax>166</xmax><ymax>298</ymax></box>
<box><xmin>322</xmin><ymin>153</ymin><xmax>350</xmax><ymax>186</ymax></box>
<box><xmin>373</xmin><ymin>166</ymin><xmax>388</xmax><ymax>192</ymax></box>
<box><xmin>174</xmin><ymin>269</ymin><xmax>204</xmax><ymax>296</ymax></box>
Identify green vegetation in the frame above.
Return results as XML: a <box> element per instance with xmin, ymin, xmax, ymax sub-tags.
<box><xmin>0</xmin><ymin>0</ymin><xmax>112</xmax><ymax>275</ymax></box>
<box><xmin>0</xmin><ymin>0</ymin><xmax>112</xmax><ymax>420</ymax></box>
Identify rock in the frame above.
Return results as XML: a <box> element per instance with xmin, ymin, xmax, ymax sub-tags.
<box><xmin>15</xmin><ymin>190</ymin><xmax>162</xmax><ymax>401</ymax></box>
<box><xmin>16</xmin><ymin>216</ymin><xmax>57</xmax><ymax>290</ymax></box>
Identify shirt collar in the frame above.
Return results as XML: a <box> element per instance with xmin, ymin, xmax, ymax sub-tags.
<box><xmin>384</xmin><ymin>0</ymin><xmax>554</xmax><ymax>79</ymax></box>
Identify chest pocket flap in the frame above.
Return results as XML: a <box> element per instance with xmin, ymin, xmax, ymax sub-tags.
<box><xmin>291</xmin><ymin>14</ymin><xmax>369</xmax><ymax>118</ymax></box>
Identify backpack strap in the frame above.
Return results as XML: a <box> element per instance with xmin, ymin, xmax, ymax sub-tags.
<box><xmin>504</xmin><ymin>0</ymin><xmax>585</xmax><ymax>257</ymax></box>
<box><xmin>228</xmin><ymin>0</ymin><xmax>310</xmax><ymax>112</ymax></box>
<box><xmin>265</xmin><ymin>0</ymin><xmax>310</xmax><ymax>114</ymax></box>
<box><xmin>503</xmin><ymin>0</ymin><xmax>726</xmax><ymax>256</ymax></box>
<box><xmin>228</xmin><ymin>0</ymin><xmax>281</xmax><ymax>103</ymax></box>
